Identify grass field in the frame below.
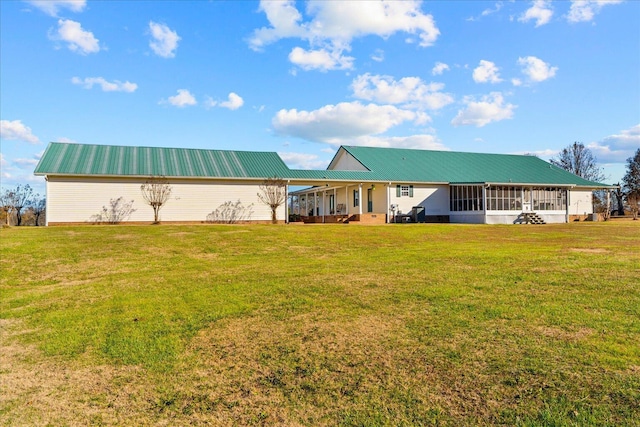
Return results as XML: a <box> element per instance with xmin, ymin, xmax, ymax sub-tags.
<box><xmin>1</xmin><ymin>222</ymin><xmax>639</xmax><ymax>426</ymax></box>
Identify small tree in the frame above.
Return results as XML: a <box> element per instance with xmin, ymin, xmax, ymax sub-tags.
<box><xmin>91</xmin><ymin>197</ymin><xmax>136</xmax><ymax>224</ymax></box>
<box><xmin>140</xmin><ymin>176</ymin><xmax>172</xmax><ymax>224</ymax></box>
<box><xmin>0</xmin><ymin>184</ymin><xmax>34</xmax><ymax>226</ymax></box>
<box><xmin>257</xmin><ymin>176</ymin><xmax>286</xmax><ymax>223</ymax></box>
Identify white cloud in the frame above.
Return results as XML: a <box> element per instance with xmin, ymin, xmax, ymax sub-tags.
<box><xmin>148</xmin><ymin>21</ymin><xmax>180</xmax><ymax>58</ymax></box>
<box><xmin>371</xmin><ymin>49</ymin><xmax>385</xmax><ymax>62</ymax></box>
<box><xmin>517</xmin><ymin>56</ymin><xmax>558</xmax><ymax>82</ymax></box>
<box><xmin>519</xmin><ymin>0</ymin><xmax>554</xmax><ymax>27</ymax></box>
<box><xmin>205</xmin><ymin>93</ymin><xmax>245</xmax><ymax>110</ymax></box>
<box><xmin>511</xmin><ymin>78</ymin><xmax>523</xmax><ymax>87</ymax></box>
<box><xmin>432</xmin><ymin>62</ymin><xmax>450</xmax><ymax>76</ymax></box>
<box><xmin>49</xmin><ymin>19</ymin><xmax>100</xmax><ymax>54</ymax></box>
<box><xmin>26</xmin><ymin>0</ymin><xmax>86</xmax><ymax>17</ymax></box>
<box><xmin>587</xmin><ymin>124</ymin><xmax>640</xmax><ymax>163</ymax></box>
<box><xmin>249</xmin><ymin>0</ymin><xmax>439</xmax><ymax>70</ymax></box>
<box><xmin>467</xmin><ymin>2</ymin><xmax>503</xmax><ymax>22</ymax></box>
<box><xmin>249</xmin><ymin>0</ymin><xmax>306</xmax><ymax>51</ymax></box>
<box><xmin>451</xmin><ymin>92</ymin><xmax>516</xmax><ymax>127</ymax></box>
<box><xmin>567</xmin><ymin>0</ymin><xmax>623</xmax><ymax>23</ymax></box>
<box><xmin>278</xmin><ymin>152</ymin><xmax>329</xmax><ymax>169</ymax></box>
<box><xmin>13</xmin><ymin>157</ymin><xmax>39</xmax><ymax>168</ymax></box>
<box><xmin>220</xmin><ymin>93</ymin><xmax>244</xmax><ymax>110</ymax></box>
<box><xmin>288</xmin><ymin>46</ymin><xmax>354</xmax><ymax>71</ymax></box>
<box><xmin>163</xmin><ymin>89</ymin><xmax>197</xmax><ymax>108</ymax></box>
<box><xmin>0</xmin><ymin>120</ymin><xmax>40</xmax><ymax>144</ymax></box>
<box><xmin>71</xmin><ymin>76</ymin><xmax>138</xmax><ymax>92</ymax></box>
<box><xmin>272</xmin><ymin>101</ymin><xmax>427</xmax><ymax>144</ymax></box>
<box><xmin>351</xmin><ymin>73</ymin><xmax>453</xmax><ymax>110</ymax></box>
<box><xmin>473</xmin><ymin>60</ymin><xmax>503</xmax><ymax>84</ymax></box>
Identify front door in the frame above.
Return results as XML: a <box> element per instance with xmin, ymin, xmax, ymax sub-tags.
<box><xmin>523</xmin><ymin>188</ymin><xmax>532</xmax><ymax>211</ymax></box>
<box><xmin>367</xmin><ymin>188</ymin><xmax>373</xmax><ymax>212</ymax></box>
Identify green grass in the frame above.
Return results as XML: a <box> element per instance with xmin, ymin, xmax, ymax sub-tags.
<box><xmin>1</xmin><ymin>222</ymin><xmax>639</xmax><ymax>426</ymax></box>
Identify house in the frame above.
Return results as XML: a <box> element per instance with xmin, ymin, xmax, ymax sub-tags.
<box><xmin>34</xmin><ymin>142</ymin><xmax>611</xmax><ymax>225</ymax></box>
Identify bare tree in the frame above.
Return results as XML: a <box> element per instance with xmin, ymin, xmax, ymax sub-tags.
<box><xmin>628</xmin><ymin>193</ymin><xmax>639</xmax><ymax>220</ymax></box>
<box><xmin>91</xmin><ymin>197</ymin><xmax>136</xmax><ymax>224</ymax></box>
<box><xmin>612</xmin><ymin>185</ymin><xmax>625</xmax><ymax>216</ymax></box>
<box><xmin>31</xmin><ymin>195</ymin><xmax>46</xmax><ymax>226</ymax></box>
<box><xmin>257</xmin><ymin>176</ymin><xmax>286</xmax><ymax>223</ymax></box>
<box><xmin>623</xmin><ymin>148</ymin><xmax>640</xmax><ymax>220</ymax></box>
<box><xmin>550</xmin><ymin>142</ymin><xmax>606</xmax><ymax>183</ymax></box>
<box><xmin>206</xmin><ymin>200</ymin><xmax>254</xmax><ymax>224</ymax></box>
<box><xmin>140</xmin><ymin>176</ymin><xmax>172</xmax><ymax>224</ymax></box>
<box><xmin>0</xmin><ymin>184</ymin><xmax>34</xmax><ymax>226</ymax></box>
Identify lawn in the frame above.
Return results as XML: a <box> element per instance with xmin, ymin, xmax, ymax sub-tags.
<box><xmin>1</xmin><ymin>222</ymin><xmax>639</xmax><ymax>426</ymax></box>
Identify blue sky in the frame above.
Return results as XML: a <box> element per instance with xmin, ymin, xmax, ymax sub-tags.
<box><xmin>1</xmin><ymin>0</ymin><xmax>639</xmax><ymax>195</ymax></box>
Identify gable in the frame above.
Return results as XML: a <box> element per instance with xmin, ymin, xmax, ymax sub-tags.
<box><xmin>327</xmin><ymin>147</ymin><xmax>369</xmax><ymax>171</ymax></box>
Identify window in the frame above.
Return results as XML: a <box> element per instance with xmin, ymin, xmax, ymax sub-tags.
<box><xmin>531</xmin><ymin>187</ymin><xmax>566</xmax><ymax>210</ymax></box>
<box><xmin>483</xmin><ymin>186</ymin><xmax>567</xmax><ymax>211</ymax></box>
<box><xmin>450</xmin><ymin>185</ymin><xmax>484</xmax><ymax>212</ymax></box>
<box><xmin>396</xmin><ymin>184</ymin><xmax>414</xmax><ymax>197</ymax></box>
<box><xmin>353</xmin><ymin>189</ymin><xmax>359</xmax><ymax>207</ymax></box>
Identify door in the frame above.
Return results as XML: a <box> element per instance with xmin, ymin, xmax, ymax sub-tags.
<box><xmin>523</xmin><ymin>188</ymin><xmax>532</xmax><ymax>211</ymax></box>
<box><xmin>329</xmin><ymin>194</ymin><xmax>335</xmax><ymax>214</ymax></box>
<box><xmin>367</xmin><ymin>188</ymin><xmax>373</xmax><ymax>212</ymax></box>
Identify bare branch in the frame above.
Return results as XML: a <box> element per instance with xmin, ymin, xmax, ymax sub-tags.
<box><xmin>257</xmin><ymin>176</ymin><xmax>286</xmax><ymax>223</ymax></box>
<box><xmin>140</xmin><ymin>176</ymin><xmax>172</xmax><ymax>223</ymax></box>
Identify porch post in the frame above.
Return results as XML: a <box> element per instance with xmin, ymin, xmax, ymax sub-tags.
<box><xmin>358</xmin><ymin>184</ymin><xmax>363</xmax><ymax>215</ymax></box>
<box><xmin>333</xmin><ymin>188</ymin><xmax>336</xmax><ymax>214</ymax></box>
<box><xmin>322</xmin><ymin>191</ymin><xmax>325</xmax><ymax>223</ymax></box>
<box><xmin>483</xmin><ymin>185</ymin><xmax>487</xmax><ymax>224</ymax></box>
<box><xmin>386</xmin><ymin>183</ymin><xmax>391</xmax><ymax>223</ymax></box>
<box><xmin>345</xmin><ymin>186</ymin><xmax>349</xmax><ymax>215</ymax></box>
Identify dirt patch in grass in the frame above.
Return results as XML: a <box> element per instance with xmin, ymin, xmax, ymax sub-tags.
<box><xmin>537</xmin><ymin>326</ymin><xmax>596</xmax><ymax>342</ymax></box>
<box><xmin>568</xmin><ymin>248</ymin><xmax>608</xmax><ymax>254</ymax></box>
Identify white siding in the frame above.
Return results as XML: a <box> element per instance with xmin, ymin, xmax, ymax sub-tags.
<box><xmin>389</xmin><ymin>185</ymin><xmax>449</xmax><ymax>216</ymax></box>
<box><xmin>46</xmin><ymin>176</ymin><xmax>284</xmax><ymax>224</ymax></box>
<box><xmin>568</xmin><ymin>190</ymin><xmax>593</xmax><ymax>215</ymax></box>
<box><xmin>330</xmin><ymin>150</ymin><xmax>368</xmax><ymax>171</ymax></box>
<box><xmin>450</xmin><ymin>212</ymin><xmax>484</xmax><ymax>224</ymax></box>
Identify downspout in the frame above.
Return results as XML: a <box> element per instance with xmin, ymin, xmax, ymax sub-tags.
<box><xmin>387</xmin><ymin>182</ymin><xmax>392</xmax><ymax>223</ymax></box>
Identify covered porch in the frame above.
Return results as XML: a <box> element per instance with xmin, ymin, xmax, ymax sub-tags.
<box><xmin>288</xmin><ymin>182</ymin><xmax>388</xmax><ymax>224</ymax></box>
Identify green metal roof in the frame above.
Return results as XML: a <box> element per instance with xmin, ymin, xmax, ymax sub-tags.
<box><xmin>34</xmin><ymin>142</ymin><xmax>292</xmax><ymax>179</ymax></box>
<box><xmin>34</xmin><ymin>142</ymin><xmax>613</xmax><ymax>189</ymax></box>
<box><xmin>337</xmin><ymin>146</ymin><xmax>611</xmax><ymax>188</ymax></box>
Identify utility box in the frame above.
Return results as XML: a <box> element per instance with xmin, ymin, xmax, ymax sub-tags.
<box><xmin>412</xmin><ymin>206</ymin><xmax>426</xmax><ymax>223</ymax></box>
